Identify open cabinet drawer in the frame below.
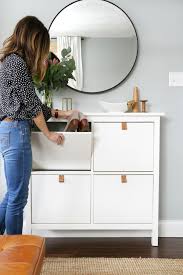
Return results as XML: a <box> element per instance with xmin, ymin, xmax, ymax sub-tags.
<box><xmin>32</xmin><ymin>132</ymin><xmax>92</xmax><ymax>170</ymax></box>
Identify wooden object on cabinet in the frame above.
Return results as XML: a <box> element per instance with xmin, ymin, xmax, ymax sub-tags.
<box><xmin>133</xmin><ymin>86</ymin><xmax>140</xmax><ymax>112</ymax></box>
<box><xmin>141</xmin><ymin>100</ymin><xmax>148</xmax><ymax>113</ymax></box>
<box><xmin>127</xmin><ymin>100</ymin><xmax>135</xmax><ymax>112</ymax></box>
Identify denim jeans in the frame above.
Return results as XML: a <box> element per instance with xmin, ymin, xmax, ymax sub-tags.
<box><xmin>0</xmin><ymin>120</ymin><xmax>32</xmax><ymax>234</ymax></box>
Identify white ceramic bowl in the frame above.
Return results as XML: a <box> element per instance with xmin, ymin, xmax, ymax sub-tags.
<box><xmin>99</xmin><ymin>100</ymin><xmax>127</xmax><ymax>113</ymax></box>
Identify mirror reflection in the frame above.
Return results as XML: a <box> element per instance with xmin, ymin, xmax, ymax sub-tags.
<box><xmin>49</xmin><ymin>0</ymin><xmax>138</xmax><ymax>93</ymax></box>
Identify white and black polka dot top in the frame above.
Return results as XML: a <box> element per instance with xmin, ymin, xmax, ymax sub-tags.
<box><xmin>0</xmin><ymin>53</ymin><xmax>51</xmax><ymax>121</ymax></box>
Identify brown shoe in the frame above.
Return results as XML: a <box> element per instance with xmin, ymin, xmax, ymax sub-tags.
<box><xmin>65</xmin><ymin>119</ymin><xmax>79</xmax><ymax>132</ymax></box>
<box><xmin>78</xmin><ymin>119</ymin><xmax>89</xmax><ymax>132</ymax></box>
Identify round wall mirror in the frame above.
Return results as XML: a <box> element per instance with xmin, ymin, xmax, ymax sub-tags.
<box><xmin>49</xmin><ymin>0</ymin><xmax>138</xmax><ymax>94</ymax></box>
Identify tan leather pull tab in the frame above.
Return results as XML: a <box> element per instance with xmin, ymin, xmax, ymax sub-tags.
<box><xmin>121</xmin><ymin>122</ymin><xmax>127</xmax><ymax>130</ymax></box>
<box><xmin>59</xmin><ymin>175</ymin><xmax>64</xmax><ymax>183</ymax></box>
<box><xmin>121</xmin><ymin>175</ymin><xmax>127</xmax><ymax>183</ymax></box>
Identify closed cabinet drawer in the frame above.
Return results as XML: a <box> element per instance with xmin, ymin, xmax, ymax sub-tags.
<box><xmin>32</xmin><ymin>174</ymin><xmax>91</xmax><ymax>224</ymax></box>
<box><xmin>94</xmin><ymin>175</ymin><xmax>153</xmax><ymax>223</ymax></box>
<box><xmin>94</xmin><ymin>122</ymin><xmax>154</xmax><ymax>171</ymax></box>
<box><xmin>32</xmin><ymin>132</ymin><xmax>92</xmax><ymax>170</ymax></box>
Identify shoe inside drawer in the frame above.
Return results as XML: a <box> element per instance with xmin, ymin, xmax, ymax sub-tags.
<box><xmin>32</xmin><ymin>131</ymin><xmax>92</xmax><ymax>170</ymax></box>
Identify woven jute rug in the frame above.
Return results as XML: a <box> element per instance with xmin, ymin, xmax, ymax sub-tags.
<box><xmin>41</xmin><ymin>257</ymin><xmax>183</xmax><ymax>275</ymax></box>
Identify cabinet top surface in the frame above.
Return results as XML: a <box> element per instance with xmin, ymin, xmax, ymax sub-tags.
<box><xmin>48</xmin><ymin>112</ymin><xmax>164</xmax><ymax>122</ymax></box>
<box><xmin>82</xmin><ymin>112</ymin><xmax>164</xmax><ymax>117</ymax></box>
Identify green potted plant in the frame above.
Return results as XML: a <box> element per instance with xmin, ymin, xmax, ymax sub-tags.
<box><xmin>33</xmin><ymin>47</ymin><xmax>76</xmax><ymax>107</ymax></box>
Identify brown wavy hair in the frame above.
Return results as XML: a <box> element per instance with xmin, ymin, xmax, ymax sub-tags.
<box><xmin>0</xmin><ymin>16</ymin><xmax>50</xmax><ymax>80</ymax></box>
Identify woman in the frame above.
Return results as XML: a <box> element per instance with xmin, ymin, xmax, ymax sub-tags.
<box><xmin>0</xmin><ymin>16</ymin><xmax>76</xmax><ymax>235</ymax></box>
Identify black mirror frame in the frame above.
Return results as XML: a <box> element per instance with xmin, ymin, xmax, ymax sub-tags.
<box><xmin>48</xmin><ymin>0</ymin><xmax>139</xmax><ymax>94</ymax></box>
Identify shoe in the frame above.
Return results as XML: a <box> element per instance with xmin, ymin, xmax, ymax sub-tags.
<box><xmin>78</xmin><ymin>119</ymin><xmax>89</xmax><ymax>132</ymax></box>
<box><xmin>64</xmin><ymin>119</ymin><xmax>79</xmax><ymax>132</ymax></box>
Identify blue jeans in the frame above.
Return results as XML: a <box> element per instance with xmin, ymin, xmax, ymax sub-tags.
<box><xmin>0</xmin><ymin>120</ymin><xmax>32</xmax><ymax>235</ymax></box>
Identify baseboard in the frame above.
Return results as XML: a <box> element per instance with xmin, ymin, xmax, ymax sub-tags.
<box><xmin>31</xmin><ymin>230</ymin><xmax>152</xmax><ymax>237</ymax></box>
<box><xmin>30</xmin><ymin>220</ymin><xmax>183</xmax><ymax>238</ymax></box>
<box><xmin>159</xmin><ymin>220</ymin><xmax>183</xmax><ymax>237</ymax></box>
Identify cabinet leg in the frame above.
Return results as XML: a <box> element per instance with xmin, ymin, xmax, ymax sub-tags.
<box><xmin>23</xmin><ymin>221</ymin><xmax>32</xmax><ymax>234</ymax></box>
<box><xmin>151</xmin><ymin>234</ymin><xmax>159</xmax><ymax>246</ymax></box>
<box><xmin>24</xmin><ymin>181</ymin><xmax>32</xmax><ymax>234</ymax></box>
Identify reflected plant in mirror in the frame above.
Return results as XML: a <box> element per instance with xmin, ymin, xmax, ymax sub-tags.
<box><xmin>33</xmin><ymin>48</ymin><xmax>76</xmax><ymax>107</ymax></box>
<box><xmin>49</xmin><ymin>0</ymin><xmax>138</xmax><ymax>94</ymax></box>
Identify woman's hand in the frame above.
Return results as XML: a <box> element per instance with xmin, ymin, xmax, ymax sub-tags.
<box><xmin>51</xmin><ymin>109</ymin><xmax>80</xmax><ymax>120</ymax></box>
<box><xmin>47</xmin><ymin>132</ymin><xmax>65</xmax><ymax>145</ymax></box>
<box><xmin>33</xmin><ymin>112</ymin><xmax>64</xmax><ymax>145</ymax></box>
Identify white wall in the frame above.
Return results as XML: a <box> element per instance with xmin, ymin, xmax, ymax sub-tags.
<box><xmin>0</xmin><ymin>156</ymin><xmax>6</xmax><ymax>201</ymax></box>
<box><xmin>81</xmin><ymin>37</ymin><xmax>137</xmax><ymax>92</ymax></box>
<box><xmin>1</xmin><ymin>0</ymin><xmax>183</xmax><ymax>221</ymax></box>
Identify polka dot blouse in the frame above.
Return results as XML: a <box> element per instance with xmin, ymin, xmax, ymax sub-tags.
<box><xmin>0</xmin><ymin>53</ymin><xmax>52</xmax><ymax>121</ymax></box>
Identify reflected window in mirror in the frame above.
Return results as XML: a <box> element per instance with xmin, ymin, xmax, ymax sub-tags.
<box><xmin>50</xmin><ymin>38</ymin><xmax>57</xmax><ymax>54</ymax></box>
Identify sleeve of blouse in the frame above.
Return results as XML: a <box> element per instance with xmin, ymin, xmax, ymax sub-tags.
<box><xmin>12</xmin><ymin>55</ymin><xmax>52</xmax><ymax>121</ymax></box>
<box><xmin>40</xmin><ymin>103</ymin><xmax>52</xmax><ymax>121</ymax></box>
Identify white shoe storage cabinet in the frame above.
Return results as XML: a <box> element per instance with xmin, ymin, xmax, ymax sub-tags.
<box><xmin>26</xmin><ymin>113</ymin><xmax>164</xmax><ymax>246</ymax></box>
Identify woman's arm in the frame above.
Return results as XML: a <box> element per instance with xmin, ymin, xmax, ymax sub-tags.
<box><xmin>51</xmin><ymin>109</ymin><xmax>79</xmax><ymax>119</ymax></box>
<box><xmin>33</xmin><ymin>111</ymin><xmax>64</xmax><ymax>144</ymax></box>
